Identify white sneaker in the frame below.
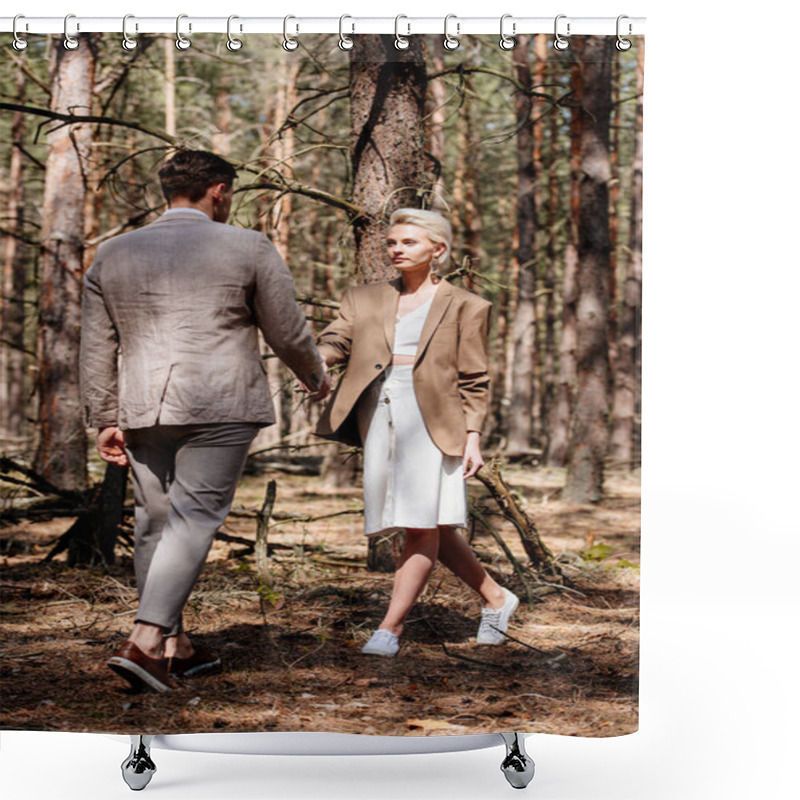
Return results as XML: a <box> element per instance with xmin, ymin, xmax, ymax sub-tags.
<box><xmin>476</xmin><ymin>588</ymin><xmax>519</xmax><ymax>645</ymax></box>
<box><xmin>362</xmin><ymin>629</ymin><xmax>400</xmax><ymax>657</ymax></box>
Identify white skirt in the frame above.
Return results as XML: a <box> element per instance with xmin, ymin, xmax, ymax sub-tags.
<box><xmin>358</xmin><ymin>364</ymin><xmax>467</xmax><ymax>536</ymax></box>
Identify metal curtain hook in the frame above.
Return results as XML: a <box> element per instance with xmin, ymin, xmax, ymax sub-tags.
<box><xmin>499</xmin><ymin>14</ymin><xmax>516</xmax><ymax>51</ymax></box>
<box><xmin>394</xmin><ymin>15</ymin><xmax>410</xmax><ymax>50</ymax></box>
<box><xmin>12</xmin><ymin>14</ymin><xmax>28</xmax><ymax>51</ymax></box>
<box><xmin>227</xmin><ymin>15</ymin><xmax>243</xmax><ymax>51</ymax></box>
<box><xmin>283</xmin><ymin>15</ymin><xmax>299</xmax><ymax>51</ymax></box>
<box><xmin>338</xmin><ymin>15</ymin><xmax>354</xmax><ymax>50</ymax></box>
<box><xmin>176</xmin><ymin>14</ymin><xmax>191</xmax><ymax>50</ymax></box>
<box><xmin>122</xmin><ymin>15</ymin><xmax>138</xmax><ymax>51</ymax></box>
<box><xmin>553</xmin><ymin>14</ymin><xmax>570</xmax><ymax>51</ymax></box>
<box><xmin>616</xmin><ymin>14</ymin><xmax>632</xmax><ymax>51</ymax></box>
<box><xmin>443</xmin><ymin>14</ymin><xmax>459</xmax><ymax>50</ymax></box>
<box><xmin>63</xmin><ymin>13</ymin><xmax>79</xmax><ymax>50</ymax></box>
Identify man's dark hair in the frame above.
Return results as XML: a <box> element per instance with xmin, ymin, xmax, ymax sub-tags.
<box><xmin>158</xmin><ymin>150</ymin><xmax>237</xmax><ymax>203</ymax></box>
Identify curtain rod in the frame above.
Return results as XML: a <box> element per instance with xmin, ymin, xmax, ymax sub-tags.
<box><xmin>1</xmin><ymin>16</ymin><xmax>646</xmax><ymax>37</ymax></box>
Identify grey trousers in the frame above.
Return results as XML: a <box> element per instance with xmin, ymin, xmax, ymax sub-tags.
<box><xmin>124</xmin><ymin>423</ymin><xmax>260</xmax><ymax>637</ymax></box>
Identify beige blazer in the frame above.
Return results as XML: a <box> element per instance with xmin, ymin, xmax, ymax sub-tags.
<box><xmin>315</xmin><ymin>278</ymin><xmax>491</xmax><ymax>457</ymax></box>
<box><xmin>80</xmin><ymin>210</ymin><xmax>325</xmax><ymax>430</ymax></box>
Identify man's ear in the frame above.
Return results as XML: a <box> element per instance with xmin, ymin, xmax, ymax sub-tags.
<box><xmin>209</xmin><ymin>183</ymin><xmax>228</xmax><ymax>202</ymax></box>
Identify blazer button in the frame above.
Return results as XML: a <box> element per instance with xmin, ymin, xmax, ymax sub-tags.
<box><xmin>374</xmin><ymin>364</ymin><xmax>383</xmax><ymax>370</ymax></box>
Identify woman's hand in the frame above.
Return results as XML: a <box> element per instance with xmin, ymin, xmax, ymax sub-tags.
<box><xmin>97</xmin><ymin>426</ymin><xmax>129</xmax><ymax>467</ymax></box>
<box><xmin>462</xmin><ymin>431</ymin><xmax>484</xmax><ymax>478</ymax></box>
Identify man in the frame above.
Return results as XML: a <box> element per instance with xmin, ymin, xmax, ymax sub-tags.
<box><xmin>80</xmin><ymin>150</ymin><xmax>330</xmax><ymax>692</ymax></box>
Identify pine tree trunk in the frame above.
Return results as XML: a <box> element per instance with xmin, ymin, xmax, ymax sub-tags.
<box><xmin>213</xmin><ymin>76</ymin><xmax>233</xmax><ymax>156</ymax></box>
<box><xmin>35</xmin><ymin>34</ymin><xmax>100</xmax><ymax>491</ymax></box>
<box><xmin>349</xmin><ymin>34</ymin><xmax>427</xmax><ymax>571</ymax></box>
<box><xmin>426</xmin><ymin>40</ymin><xmax>448</xmax><ymax>213</ymax></box>
<box><xmin>507</xmin><ymin>35</ymin><xmax>538</xmax><ymax>456</ymax></box>
<box><xmin>610</xmin><ymin>39</ymin><xmax>644</xmax><ymax>468</ymax></box>
<box><xmin>487</xmin><ymin>192</ymin><xmax>512</xmax><ymax>443</ymax></box>
<box><xmin>350</xmin><ymin>35</ymin><xmax>427</xmax><ymax>282</ymax></box>
<box><xmin>563</xmin><ymin>37</ymin><xmax>614</xmax><ymax>504</ymax></box>
<box><xmin>1</xmin><ymin>67</ymin><xmax>28</xmax><ymax>445</ymax></box>
<box><xmin>461</xmin><ymin>75</ymin><xmax>482</xmax><ymax>287</ymax></box>
<box><xmin>546</xmin><ymin>61</ymin><xmax>583</xmax><ymax>468</ymax></box>
<box><xmin>164</xmin><ymin>37</ymin><xmax>176</xmax><ymax>138</ymax></box>
<box><xmin>541</xmin><ymin>73</ymin><xmax>560</xmax><ymax>462</ymax></box>
<box><xmin>607</xmin><ymin>50</ymin><xmax>621</xmax><ymax>369</ymax></box>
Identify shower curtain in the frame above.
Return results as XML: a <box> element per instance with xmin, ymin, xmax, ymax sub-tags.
<box><xmin>0</xmin><ymin>24</ymin><xmax>643</xmax><ymax>741</ymax></box>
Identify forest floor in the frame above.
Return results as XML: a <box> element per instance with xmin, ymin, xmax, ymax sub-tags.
<box><xmin>0</xmin><ymin>462</ymin><xmax>640</xmax><ymax>739</ymax></box>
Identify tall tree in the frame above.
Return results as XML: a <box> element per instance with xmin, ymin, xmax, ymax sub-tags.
<box><xmin>547</xmin><ymin>66</ymin><xmax>582</xmax><ymax>468</ymax></box>
<box><xmin>1</xmin><ymin>66</ymin><xmax>29</xmax><ymax>444</ymax></box>
<box><xmin>163</xmin><ymin>37</ymin><xmax>176</xmax><ymax>138</ymax></box>
<box><xmin>507</xmin><ymin>35</ymin><xmax>538</xmax><ymax>455</ymax></box>
<box><xmin>610</xmin><ymin>40</ymin><xmax>644</xmax><ymax>467</ymax></box>
<box><xmin>35</xmin><ymin>34</ymin><xmax>101</xmax><ymax>490</ymax></box>
<box><xmin>563</xmin><ymin>37</ymin><xmax>614</xmax><ymax>503</ymax></box>
<box><xmin>350</xmin><ymin>35</ymin><xmax>427</xmax><ymax>282</ymax></box>
<box><xmin>541</xmin><ymin>67</ymin><xmax>561</xmax><ymax>462</ymax></box>
<box><xmin>426</xmin><ymin>39</ymin><xmax>448</xmax><ymax>213</ymax></box>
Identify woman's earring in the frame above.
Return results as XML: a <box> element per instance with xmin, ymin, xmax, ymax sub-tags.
<box><xmin>431</xmin><ymin>255</ymin><xmax>439</xmax><ymax>271</ymax></box>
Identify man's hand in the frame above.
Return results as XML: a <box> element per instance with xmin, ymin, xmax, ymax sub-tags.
<box><xmin>97</xmin><ymin>426</ymin><xmax>129</xmax><ymax>467</ymax></box>
<box><xmin>300</xmin><ymin>363</ymin><xmax>332</xmax><ymax>402</ymax></box>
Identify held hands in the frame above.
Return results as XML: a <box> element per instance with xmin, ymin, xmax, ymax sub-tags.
<box><xmin>300</xmin><ymin>362</ymin><xmax>332</xmax><ymax>402</ymax></box>
<box><xmin>97</xmin><ymin>426</ymin><xmax>129</xmax><ymax>467</ymax></box>
<box><xmin>462</xmin><ymin>431</ymin><xmax>484</xmax><ymax>478</ymax></box>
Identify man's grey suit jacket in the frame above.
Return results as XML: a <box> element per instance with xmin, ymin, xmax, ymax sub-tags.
<box><xmin>80</xmin><ymin>210</ymin><xmax>324</xmax><ymax>431</ymax></box>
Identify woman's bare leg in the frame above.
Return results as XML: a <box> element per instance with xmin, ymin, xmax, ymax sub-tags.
<box><xmin>436</xmin><ymin>526</ymin><xmax>507</xmax><ymax>608</ymax></box>
<box><xmin>378</xmin><ymin>528</ymin><xmax>440</xmax><ymax>637</ymax></box>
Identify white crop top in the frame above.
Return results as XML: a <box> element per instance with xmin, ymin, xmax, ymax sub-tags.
<box><xmin>392</xmin><ymin>297</ymin><xmax>433</xmax><ymax>356</ymax></box>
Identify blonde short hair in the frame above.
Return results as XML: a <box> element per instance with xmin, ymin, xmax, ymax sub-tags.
<box><xmin>388</xmin><ymin>208</ymin><xmax>452</xmax><ymax>268</ymax></box>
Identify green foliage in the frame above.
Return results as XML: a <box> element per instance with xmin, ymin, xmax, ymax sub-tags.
<box><xmin>579</xmin><ymin>543</ymin><xmax>614</xmax><ymax>562</ymax></box>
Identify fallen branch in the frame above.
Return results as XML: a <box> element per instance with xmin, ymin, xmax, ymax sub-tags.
<box><xmin>470</xmin><ymin>506</ymin><xmax>538</xmax><ymax>608</ymax></box>
<box><xmin>0</xmin><ymin>457</ymin><xmax>84</xmax><ymax>503</ymax></box>
<box><xmin>475</xmin><ymin>459</ymin><xmax>563</xmax><ymax>579</ymax></box>
<box><xmin>440</xmin><ymin>643</ymin><xmax>506</xmax><ymax>670</ymax></box>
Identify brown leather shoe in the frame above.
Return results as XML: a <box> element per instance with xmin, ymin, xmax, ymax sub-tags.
<box><xmin>108</xmin><ymin>641</ymin><xmax>177</xmax><ymax>693</ymax></box>
<box><xmin>168</xmin><ymin>644</ymin><xmax>222</xmax><ymax>677</ymax></box>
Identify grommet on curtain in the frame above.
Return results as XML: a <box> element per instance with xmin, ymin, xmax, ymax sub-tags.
<box><xmin>338</xmin><ymin>15</ymin><xmax>354</xmax><ymax>50</ymax></box>
<box><xmin>63</xmin><ymin>13</ymin><xmax>79</xmax><ymax>50</ymax></box>
<box><xmin>499</xmin><ymin>14</ymin><xmax>516</xmax><ymax>51</ymax></box>
<box><xmin>394</xmin><ymin>15</ymin><xmax>410</xmax><ymax>50</ymax></box>
<box><xmin>227</xmin><ymin>15</ymin><xmax>243</xmax><ymax>51</ymax></box>
<box><xmin>616</xmin><ymin>15</ymin><xmax>632</xmax><ymax>51</ymax></box>
<box><xmin>443</xmin><ymin>14</ymin><xmax>459</xmax><ymax>51</ymax></box>
<box><xmin>283</xmin><ymin>15</ymin><xmax>299</xmax><ymax>51</ymax></box>
<box><xmin>122</xmin><ymin>15</ymin><xmax>138</xmax><ymax>51</ymax></box>
<box><xmin>12</xmin><ymin>14</ymin><xmax>28</xmax><ymax>51</ymax></box>
<box><xmin>175</xmin><ymin>14</ymin><xmax>191</xmax><ymax>50</ymax></box>
<box><xmin>553</xmin><ymin>14</ymin><xmax>570</xmax><ymax>51</ymax></box>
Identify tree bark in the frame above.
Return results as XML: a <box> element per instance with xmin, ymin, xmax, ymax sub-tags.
<box><xmin>426</xmin><ymin>39</ymin><xmax>448</xmax><ymax>213</ymax></box>
<box><xmin>34</xmin><ymin>34</ymin><xmax>100</xmax><ymax>491</ymax></box>
<box><xmin>563</xmin><ymin>37</ymin><xmax>614</xmax><ymax>503</ymax></box>
<box><xmin>163</xmin><ymin>36</ymin><xmax>176</xmax><ymax>138</ymax></box>
<box><xmin>548</xmin><ymin>56</ymin><xmax>581</xmax><ymax>467</ymax></box>
<box><xmin>507</xmin><ymin>35</ymin><xmax>538</xmax><ymax>456</ymax></box>
<box><xmin>541</xmin><ymin>67</ymin><xmax>560</xmax><ymax>462</ymax></box>
<box><xmin>1</xmin><ymin>66</ymin><xmax>28</xmax><ymax>445</ymax></box>
<box><xmin>610</xmin><ymin>39</ymin><xmax>644</xmax><ymax>468</ymax></box>
<box><xmin>350</xmin><ymin>35</ymin><xmax>427</xmax><ymax>282</ymax></box>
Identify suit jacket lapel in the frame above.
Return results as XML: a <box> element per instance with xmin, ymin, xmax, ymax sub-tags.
<box><xmin>382</xmin><ymin>279</ymin><xmax>402</xmax><ymax>350</ymax></box>
<box><xmin>416</xmin><ymin>280</ymin><xmax>454</xmax><ymax>363</ymax></box>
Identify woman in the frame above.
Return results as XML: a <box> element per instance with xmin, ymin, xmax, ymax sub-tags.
<box><xmin>316</xmin><ymin>208</ymin><xmax>518</xmax><ymax>657</ymax></box>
